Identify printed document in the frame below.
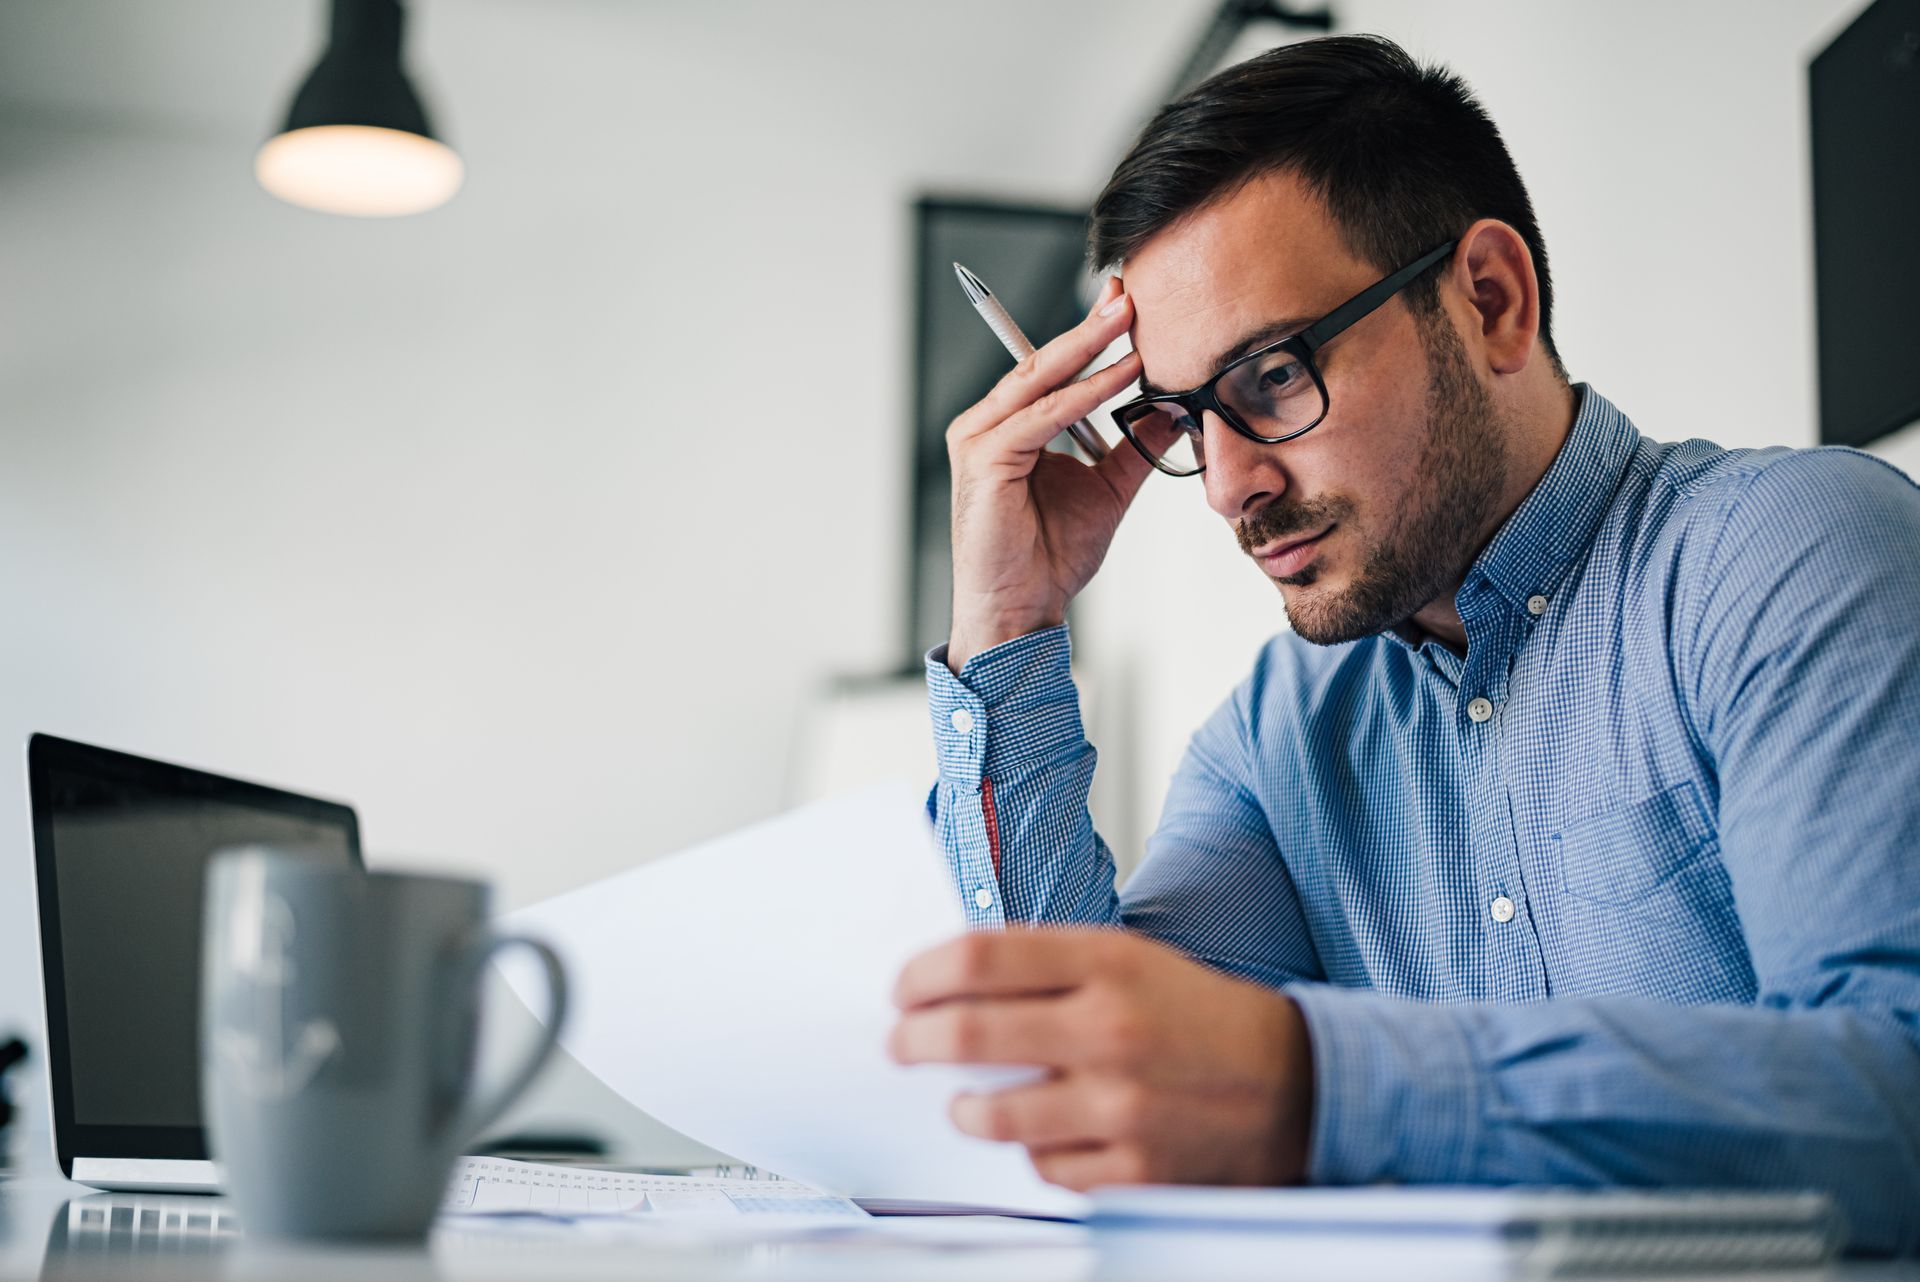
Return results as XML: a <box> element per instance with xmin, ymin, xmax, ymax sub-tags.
<box><xmin>499</xmin><ymin>783</ymin><xmax>1084</xmax><ymax>1218</ymax></box>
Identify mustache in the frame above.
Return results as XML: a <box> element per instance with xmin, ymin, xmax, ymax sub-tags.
<box><xmin>1235</xmin><ymin>495</ymin><xmax>1352</xmax><ymax>556</ymax></box>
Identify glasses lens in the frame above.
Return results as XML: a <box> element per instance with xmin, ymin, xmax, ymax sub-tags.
<box><xmin>1217</xmin><ymin>347</ymin><xmax>1325</xmax><ymax>441</ymax></box>
<box><xmin>1117</xmin><ymin>402</ymin><xmax>1203</xmax><ymax>475</ymax></box>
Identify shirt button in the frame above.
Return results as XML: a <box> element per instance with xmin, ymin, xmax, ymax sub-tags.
<box><xmin>1526</xmin><ymin>594</ymin><xmax>1548</xmax><ymax>616</ymax></box>
<box><xmin>973</xmin><ymin>886</ymin><xmax>994</xmax><ymax>910</ymax></box>
<box><xmin>1490</xmin><ymin>895</ymin><xmax>1515</xmax><ymax>923</ymax></box>
<box><xmin>949</xmin><ymin>708</ymin><xmax>976</xmax><ymax>734</ymax></box>
<box><xmin>1467</xmin><ymin>697</ymin><xmax>1493</xmax><ymax>723</ymax></box>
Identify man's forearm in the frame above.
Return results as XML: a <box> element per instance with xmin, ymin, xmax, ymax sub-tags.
<box><xmin>1287</xmin><ymin>985</ymin><xmax>1920</xmax><ymax>1254</ymax></box>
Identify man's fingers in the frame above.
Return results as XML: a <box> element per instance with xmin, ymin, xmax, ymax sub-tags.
<box><xmin>950</xmin><ymin>290</ymin><xmax>1133</xmax><ymax>442</ymax></box>
<box><xmin>1091</xmin><ymin>410</ymin><xmax>1163</xmax><ymax>506</ymax></box>
<box><xmin>889</xmin><ymin>995</ymin><xmax>1067</xmax><ymax>1067</ymax></box>
<box><xmin>976</xmin><ymin>351</ymin><xmax>1141</xmax><ymax>463</ymax></box>
<box><xmin>1030</xmin><ymin>1143</ymin><xmax>1155</xmax><ymax>1192</ymax></box>
<box><xmin>949</xmin><ymin>1074</ymin><xmax>1147</xmax><ymax>1150</ymax></box>
<box><xmin>892</xmin><ymin>928</ymin><xmax>1110</xmax><ymax>1010</ymax></box>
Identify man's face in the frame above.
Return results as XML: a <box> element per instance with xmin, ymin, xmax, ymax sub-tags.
<box><xmin>1122</xmin><ymin>170</ymin><xmax>1509</xmax><ymax>645</ymax></box>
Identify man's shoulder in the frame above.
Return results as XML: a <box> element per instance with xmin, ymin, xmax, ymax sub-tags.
<box><xmin>1594</xmin><ymin>438</ymin><xmax>1920</xmax><ymax>698</ymax></box>
<box><xmin>1172</xmin><ymin>630</ymin><xmax>1398</xmax><ymax>779</ymax></box>
<box><xmin>1611</xmin><ymin>437</ymin><xmax>1918</xmax><ymax>578</ymax></box>
<box><xmin>1230</xmin><ymin>629</ymin><xmax>1408</xmax><ymax>739</ymax></box>
<box><xmin>1637</xmin><ymin>434</ymin><xmax>1910</xmax><ymax>500</ymax></box>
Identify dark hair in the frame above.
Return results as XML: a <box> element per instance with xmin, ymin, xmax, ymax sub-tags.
<box><xmin>1090</xmin><ymin>34</ymin><xmax>1565</xmax><ymax>378</ymax></box>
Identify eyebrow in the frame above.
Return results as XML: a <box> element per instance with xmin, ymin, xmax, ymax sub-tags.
<box><xmin>1136</xmin><ymin>317</ymin><xmax>1316</xmax><ymax>398</ymax></box>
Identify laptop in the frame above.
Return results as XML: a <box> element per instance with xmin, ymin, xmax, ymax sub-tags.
<box><xmin>25</xmin><ymin>733</ymin><xmax>362</xmax><ymax>1192</ymax></box>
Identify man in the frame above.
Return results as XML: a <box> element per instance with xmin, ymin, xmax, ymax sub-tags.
<box><xmin>886</xmin><ymin>35</ymin><xmax>1920</xmax><ymax>1253</ymax></box>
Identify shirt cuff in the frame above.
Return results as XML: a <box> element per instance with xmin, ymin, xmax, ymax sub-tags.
<box><xmin>924</xmin><ymin>626</ymin><xmax>1084</xmax><ymax>788</ymax></box>
<box><xmin>1284</xmin><ymin>984</ymin><xmax>1484</xmax><ymax>1185</ymax></box>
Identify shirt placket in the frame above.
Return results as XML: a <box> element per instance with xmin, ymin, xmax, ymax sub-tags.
<box><xmin>1458</xmin><ymin>584</ymin><xmax>1550</xmax><ymax>1003</ymax></box>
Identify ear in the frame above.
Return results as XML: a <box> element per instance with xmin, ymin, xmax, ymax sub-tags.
<box><xmin>1448</xmin><ymin>219</ymin><xmax>1541</xmax><ymax>377</ymax></box>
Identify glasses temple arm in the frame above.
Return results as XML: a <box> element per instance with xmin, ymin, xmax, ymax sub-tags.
<box><xmin>1296</xmin><ymin>241</ymin><xmax>1457</xmax><ymax>355</ymax></box>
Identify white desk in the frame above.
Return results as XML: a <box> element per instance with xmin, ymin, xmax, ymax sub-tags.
<box><xmin>4</xmin><ymin>1157</ymin><xmax>1917</xmax><ymax>1282</ymax></box>
<box><xmin>1</xmin><ymin>1154</ymin><xmax>1079</xmax><ymax>1282</ymax></box>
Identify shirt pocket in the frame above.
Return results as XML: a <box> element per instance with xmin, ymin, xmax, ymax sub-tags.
<box><xmin>1553</xmin><ymin>779</ymin><xmax>1716</xmax><ymax>906</ymax></box>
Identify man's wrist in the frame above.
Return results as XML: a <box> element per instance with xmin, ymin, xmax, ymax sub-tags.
<box><xmin>1281</xmin><ymin>984</ymin><xmax>1482</xmax><ymax>1186</ymax></box>
<box><xmin>1262</xmin><ymin>994</ymin><xmax>1314</xmax><ymax>1184</ymax></box>
<box><xmin>924</xmin><ymin>626</ymin><xmax>1080</xmax><ymax>785</ymax></box>
<box><xmin>947</xmin><ymin>612</ymin><xmax>1066</xmax><ymax>675</ymax></box>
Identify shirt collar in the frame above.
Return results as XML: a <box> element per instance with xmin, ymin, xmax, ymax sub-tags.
<box><xmin>1463</xmin><ymin>383</ymin><xmax>1639</xmax><ymax>619</ymax></box>
<box><xmin>1374</xmin><ymin>384</ymin><xmax>1639</xmax><ymax>658</ymax></box>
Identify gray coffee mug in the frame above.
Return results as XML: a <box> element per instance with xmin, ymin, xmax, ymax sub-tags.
<box><xmin>201</xmin><ymin>847</ymin><xmax>568</xmax><ymax>1241</ymax></box>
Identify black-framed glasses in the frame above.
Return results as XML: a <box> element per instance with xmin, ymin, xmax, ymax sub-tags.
<box><xmin>1109</xmin><ymin>240</ymin><xmax>1456</xmax><ymax>476</ymax></box>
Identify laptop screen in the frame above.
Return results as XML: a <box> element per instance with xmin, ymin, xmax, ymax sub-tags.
<box><xmin>29</xmin><ymin>735</ymin><xmax>361</xmax><ymax>1166</ymax></box>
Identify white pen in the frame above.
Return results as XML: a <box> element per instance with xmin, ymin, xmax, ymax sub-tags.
<box><xmin>952</xmin><ymin>263</ymin><xmax>1110</xmax><ymax>461</ymax></box>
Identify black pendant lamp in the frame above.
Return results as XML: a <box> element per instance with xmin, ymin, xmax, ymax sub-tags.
<box><xmin>256</xmin><ymin>0</ymin><xmax>462</xmax><ymax>217</ymax></box>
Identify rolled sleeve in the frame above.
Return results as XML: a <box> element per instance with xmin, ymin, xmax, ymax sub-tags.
<box><xmin>925</xmin><ymin>626</ymin><xmax>1083</xmax><ymax>786</ymax></box>
<box><xmin>925</xmin><ymin>625</ymin><xmax>1122</xmax><ymax>928</ymax></box>
<box><xmin>924</xmin><ymin>627</ymin><xmax>1081</xmax><ymax>929</ymax></box>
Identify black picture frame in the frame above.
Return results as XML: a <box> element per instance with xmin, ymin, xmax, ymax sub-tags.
<box><xmin>1810</xmin><ymin>0</ymin><xmax>1920</xmax><ymax>448</ymax></box>
<box><xmin>908</xmin><ymin>196</ymin><xmax>1093</xmax><ymax>669</ymax></box>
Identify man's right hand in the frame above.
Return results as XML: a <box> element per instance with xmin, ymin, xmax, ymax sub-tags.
<box><xmin>945</xmin><ymin>277</ymin><xmax>1157</xmax><ymax>673</ymax></box>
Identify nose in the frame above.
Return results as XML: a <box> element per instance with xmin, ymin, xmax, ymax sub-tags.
<box><xmin>1201</xmin><ymin>410</ymin><xmax>1287</xmax><ymax>521</ymax></box>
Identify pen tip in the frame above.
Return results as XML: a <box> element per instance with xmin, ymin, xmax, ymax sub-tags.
<box><xmin>952</xmin><ymin>262</ymin><xmax>990</xmax><ymax>305</ymax></box>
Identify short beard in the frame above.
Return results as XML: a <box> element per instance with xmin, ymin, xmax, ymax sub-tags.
<box><xmin>1236</xmin><ymin>310</ymin><xmax>1510</xmax><ymax>646</ymax></box>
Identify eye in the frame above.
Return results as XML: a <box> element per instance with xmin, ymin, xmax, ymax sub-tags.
<box><xmin>1260</xmin><ymin>360</ymin><xmax>1305</xmax><ymax>393</ymax></box>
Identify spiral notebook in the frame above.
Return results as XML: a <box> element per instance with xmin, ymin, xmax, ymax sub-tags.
<box><xmin>1089</xmin><ymin>1186</ymin><xmax>1842</xmax><ymax>1273</ymax></box>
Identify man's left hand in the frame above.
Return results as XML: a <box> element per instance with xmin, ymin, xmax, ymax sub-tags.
<box><xmin>888</xmin><ymin>927</ymin><xmax>1314</xmax><ymax>1191</ymax></box>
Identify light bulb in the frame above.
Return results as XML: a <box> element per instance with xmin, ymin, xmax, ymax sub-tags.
<box><xmin>256</xmin><ymin>124</ymin><xmax>463</xmax><ymax>217</ymax></box>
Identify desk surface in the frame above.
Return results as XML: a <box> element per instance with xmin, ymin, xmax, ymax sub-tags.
<box><xmin>1</xmin><ymin>1163</ymin><xmax>1089</xmax><ymax>1282</ymax></box>
<box><xmin>3</xmin><ymin>1159</ymin><xmax>1916</xmax><ymax>1282</ymax></box>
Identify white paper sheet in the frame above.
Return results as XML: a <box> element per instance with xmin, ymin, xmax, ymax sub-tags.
<box><xmin>499</xmin><ymin>782</ymin><xmax>1086</xmax><ymax>1218</ymax></box>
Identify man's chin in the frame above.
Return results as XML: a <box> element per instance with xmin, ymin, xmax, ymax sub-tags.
<box><xmin>1275</xmin><ymin>577</ymin><xmax>1336</xmax><ymax>646</ymax></box>
<box><xmin>1276</xmin><ymin>573</ymin><xmax>1393</xmax><ymax>647</ymax></box>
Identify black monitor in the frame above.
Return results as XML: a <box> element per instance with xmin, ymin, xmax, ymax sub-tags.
<box><xmin>27</xmin><ymin>733</ymin><xmax>361</xmax><ymax>1180</ymax></box>
<box><xmin>1810</xmin><ymin>0</ymin><xmax>1920</xmax><ymax>447</ymax></box>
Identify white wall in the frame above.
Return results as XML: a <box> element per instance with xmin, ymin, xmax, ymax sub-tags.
<box><xmin>0</xmin><ymin>0</ymin><xmax>1208</xmax><ymax>1162</ymax></box>
<box><xmin>3</xmin><ymin>0</ymin><xmax>1909</xmax><ymax>1162</ymax></box>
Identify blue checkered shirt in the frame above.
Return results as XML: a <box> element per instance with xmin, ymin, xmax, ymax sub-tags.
<box><xmin>925</xmin><ymin>387</ymin><xmax>1920</xmax><ymax>1253</ymax></box>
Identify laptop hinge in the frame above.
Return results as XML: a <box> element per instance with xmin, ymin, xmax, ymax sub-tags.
<box><xmin>70</xmin><ymin>1157</ymin><xmax>221</xmax><ymax>1193</ymax></box>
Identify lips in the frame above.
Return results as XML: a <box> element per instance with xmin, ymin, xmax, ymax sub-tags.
<box><xmin>1254</xmin><ymin>525</ymin><xmax>1333</xmax><ymax>578</ymax></box>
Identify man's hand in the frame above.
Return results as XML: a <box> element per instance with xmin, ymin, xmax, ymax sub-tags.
<box><xmin>945</xmin><ymin>278</ymin><xmax>1157</xmax><ymax>672</ymax></box>
<box><xmin>888</xmin><ymin>928</ymin><xmax>1314</xmax><ymax>1191</ymax></box>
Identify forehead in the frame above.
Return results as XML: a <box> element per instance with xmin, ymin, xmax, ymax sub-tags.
<box><xmin>1122</xmin><ymin>170</ymin><xmax>1366</xmax><ymax>391</ymax></box>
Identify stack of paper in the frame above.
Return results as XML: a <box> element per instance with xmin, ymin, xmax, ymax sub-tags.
<box><xmin>443</xmin><ymin>1155</ymin><xmax>863</xmax><ymax>1222</ymax></box>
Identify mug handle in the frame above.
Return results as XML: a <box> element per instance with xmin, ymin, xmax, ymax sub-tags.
<box><xmin>448</xmin><ymin>932</ymin><xmax>570</xmax><ymax>1152</ymax></box>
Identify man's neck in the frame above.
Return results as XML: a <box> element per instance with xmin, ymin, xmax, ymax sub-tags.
<box><xmin>1408</xmin><ymin>380</ymin><xmax>1580</xmax><ymax>654</ymax></box>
